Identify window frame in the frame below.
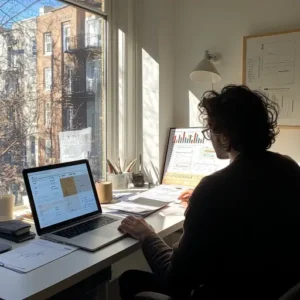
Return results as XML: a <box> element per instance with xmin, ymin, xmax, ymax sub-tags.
<box><xmin>4</xmin><ymin>0</ymin><xmax>115</xmax><ymax>210</ymax></box>
<box><xmin>44</xmin><ymin>32</ymin><xmax>52</xmax><ymax>55</ymax></box>
<box><xmin>106</xmin><ymin>0</ymin><xmax>138</xmax><ymax>170</ymax></box>
<box><xmin>61</xmin><ymin>0</ymin><xmax>107</xmax><ymax>16</ymax></box>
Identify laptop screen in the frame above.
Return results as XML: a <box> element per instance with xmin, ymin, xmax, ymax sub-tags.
<box><xmin>27</xmin><ymin>163</ymin><xmax>99</xmax><ymax>229</ymax></box>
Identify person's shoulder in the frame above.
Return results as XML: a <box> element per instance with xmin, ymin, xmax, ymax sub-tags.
<box><xmin>267</xmin><ymin>151</ymin><xmax>300</xmax><ymax>168</ymax></box>
<box><xmin>192</xmin><ymin>170</ymin><xmax>226</xmax><ymax>197</ymax></box>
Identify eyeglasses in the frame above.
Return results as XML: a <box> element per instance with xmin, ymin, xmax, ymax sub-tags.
<box><xmin>202</xmin><ymin>129</ymin><xmax>212</xmax><ymax>140</ymax></box>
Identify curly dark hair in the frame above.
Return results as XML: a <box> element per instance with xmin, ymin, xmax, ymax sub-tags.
<box><xmin>198</xmin><ymin>85</ymin><xmax>279</xmax><ymax>153</ymax></box>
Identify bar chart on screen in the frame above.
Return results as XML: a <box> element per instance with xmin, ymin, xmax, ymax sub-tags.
<box><xmin>162</xmin><ymin>128</ymin><xmax>229</xmax><ymax>187</ymax></box>
<box><xmin>173</xmin><ymin>131</ymin><xmax>205</xmax><ymax>144</ymax></box>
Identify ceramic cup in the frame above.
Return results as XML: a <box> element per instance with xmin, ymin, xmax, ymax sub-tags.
<box><xmin>0</xmin><ymin>194</ymin><xmax>15</xmax><ymax>221</ymax></box>
<box><xmin>95</xmin><ymin>181</ymin><xmax>113</xmax><ymax>204</ymax></box>
<box><xmin>107</xmin><ymin>173</ymin><xmax>128</xmax><ymax>190</ymax></box>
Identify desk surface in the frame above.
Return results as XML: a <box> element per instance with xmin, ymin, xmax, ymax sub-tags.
<box><xmin>0</xmin><ymin>208</ymin><xmax>184</xmax><ymax>300</ymax></box>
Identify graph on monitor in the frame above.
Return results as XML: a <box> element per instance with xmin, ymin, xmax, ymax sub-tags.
<box><xmin>162</xmin><ymin>128</ymin><xmax>229</xmax><ymax>186</ymax></box>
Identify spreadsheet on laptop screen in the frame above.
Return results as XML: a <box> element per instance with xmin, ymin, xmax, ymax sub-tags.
<box><xmin>28</xmin><ymin>164</ymin><xmax>98</xmax><ymax>228</ymax></box>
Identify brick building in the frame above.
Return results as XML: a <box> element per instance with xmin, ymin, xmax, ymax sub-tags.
<box><xmin>36</xmin><ymin>5</ymin><xmax>103</xmax><ymax>177</ymax></box>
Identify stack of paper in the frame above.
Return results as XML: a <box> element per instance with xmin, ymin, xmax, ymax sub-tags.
<box><xmin>104</xmin><ymin>185</ymin><xmax>187</xmax><ymax>217</ymax></box>
<box><xmin>107</xmin><ymin>197</ymin><xmax>169</xmax><ymax>217</ymax></box>
<box><xmin>128</xmin><ymin>185</ymin><xmax>186</xmax><ymax>203</ymax></box>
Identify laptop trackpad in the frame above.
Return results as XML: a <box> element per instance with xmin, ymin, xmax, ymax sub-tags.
<box><xmin>90</xmin><ymin>227</ymin><xmax>121</xmax><ymax>238</ymax></box>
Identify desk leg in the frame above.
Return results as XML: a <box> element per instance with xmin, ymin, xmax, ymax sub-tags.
<box><xmin>95</xmin><ymin>281</ymin><xmax>108</xmax><ymax>300</ymax></box>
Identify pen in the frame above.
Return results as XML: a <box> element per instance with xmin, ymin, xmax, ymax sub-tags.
<box><xmin>123</xmin><ymin>159</ymin><xmax>126</xmax><ymax>173</ymax></box>
<box><xmin>107</xmin><ymin>159</ymin><xmax>118</xmax><ymax>174</ymax></box>
<box><xmin>118</xmin><ymin>157</ymin><xmax>122</xmax><ymax>174</ymax></box>
<box><xmin>139</xmin><ymin>154</ymin><xmax>142</xmax><ymax>172</ymax></box>
<box><xmin>128</xmin><ymin>160</ymin><xmax>136</xmax><ymax>172</ymax></box>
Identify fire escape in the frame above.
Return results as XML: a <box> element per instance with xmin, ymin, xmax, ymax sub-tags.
<box><xmin>63</xmin><ymin>33</ymin><xmax>101</xmax><ymax>131</ymax></box>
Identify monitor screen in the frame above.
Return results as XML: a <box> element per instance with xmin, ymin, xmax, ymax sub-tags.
<box><xmin>28</xmin><ymin>163</ymin><xmax>99</xmax><ymax>229</ymax></box>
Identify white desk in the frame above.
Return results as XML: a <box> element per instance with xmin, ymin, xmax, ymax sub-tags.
<box><xmin>0</xmin><ymin>208</ymin><xmax>184</xmax><ymax>300</ymax></box>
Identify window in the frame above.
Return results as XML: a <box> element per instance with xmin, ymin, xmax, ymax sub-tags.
<box><xmin>0</xmin><ymin>1</ymin><xmax>107</xmax><ymax>207</ymax></box>
<box><xmin>44</xmin><ymin>68</ymin><xmax>52</xmax><ymax>91</ymax></box>
<box><xmin>86</xmin><ymin>18</ymin><xmax>101</xmax><ymax>47</ymax></box>
<box><xmin>86</xmin><ymin>60</ymin><xmax>100</xmax><ymax>92</ymax></box>
<box><xmin>65</xmin><ymin>65</ymin><xmax>73</xmax><ymax>92</ymax></box>
<box><xmin>32</xmin><ymin>39</ymin><xmax>37</xmax><ymax>55</ymax></box>
<box><xmin>29</xmin><ymin>136</ymin><xmax>36</xmax><ymax>167</ymax></box>
<box><xmin>45</xmin><ymin>103</ymin><xmax>51</xmax><ymax>128</ymax></box>
<box><xmin>4</xmin><ymin>151</ymin><xmax>12</xmax><ymax>164</ymax></box>
<box><xmin>63</xmin><ymin>24</ymin><xmax>71</xmax><ymax>51</ymax></box>
<box><xmin>66</xmin><ymin>107</ymin><xmax>75</xmax><ymax>130</ymax></box>
<box><xmin>45</xmin><ymin>139</ymin><xmax>52</xmax><ymax>159</ymax></box>
<box><xmin>44</xmin><ymin>33</ymin><xmax>52</xmax><ymax>55</ymax></box>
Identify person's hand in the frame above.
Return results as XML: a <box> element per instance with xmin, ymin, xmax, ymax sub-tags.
<box><xmin>118</xmin><ymin>216</ymin><xmax>155</xmax><ymax>241</ymax></box>
<box><xmin>178</xmin><ymin>189</ymin><xmax>194</xmax><ymax>208</ymax></box>
<box><xmin>178</xmin><ymin>189</ymin><xmax>194</xmax><ymax>202</ymax></box>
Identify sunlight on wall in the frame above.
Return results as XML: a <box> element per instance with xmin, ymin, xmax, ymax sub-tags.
<box><xmin>189</xmin><ymin>91</ymin><xmax>201</xmax><ymax>127</ymax></box>
<box><xmin>272</xmin><ymin>127</ymin><xmax>300</xmax><ymax>162</ymax></box>
<box><xmin>142</xmin><ymin>48</ymin><xmax>160</xmax><ymax>183</ymax></box>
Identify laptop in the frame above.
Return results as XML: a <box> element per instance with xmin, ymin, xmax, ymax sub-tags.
<box><xmin>23</xmin><ymin>160</ymin><xmax>125</xmax><ymax>252</ymax></box>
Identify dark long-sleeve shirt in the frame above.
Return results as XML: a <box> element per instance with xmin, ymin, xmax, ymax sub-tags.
<box><xmin>142</xmin><ymin>151</ymin><xmax>300</xmax><ymax>299</ymax></box>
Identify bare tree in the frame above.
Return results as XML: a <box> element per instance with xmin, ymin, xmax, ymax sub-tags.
<box><xmin>0</xmin><ymin>21</ymin><xmax>37</xmax><ymax>197</ymax></box>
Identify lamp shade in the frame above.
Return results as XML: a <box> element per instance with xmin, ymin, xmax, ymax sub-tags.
<box><xmin>190</xmin><ymin>51</ymin><xmax>221</xmax><ymax>83</ymax></box>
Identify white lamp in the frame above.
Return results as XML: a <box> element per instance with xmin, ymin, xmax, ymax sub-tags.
<box><xmin>190</xmin><ymin>50</ymin><xmax>222</xmax><ymax>83</ymax></box>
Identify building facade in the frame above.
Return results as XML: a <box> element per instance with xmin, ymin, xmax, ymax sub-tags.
<box><xmin>36</xmin><ymin>5</ymin><xmax>103</xmax><ymax>178</ymax></box>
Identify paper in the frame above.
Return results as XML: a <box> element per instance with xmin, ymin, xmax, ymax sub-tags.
<box><xmin>0</xmin><ymin>240</ymin><xmax>77</xmax><ymax>273</ymax></box>
<box><xmin>107</xmin><ymin>200</ymin><xmax>162</xmax><ymax>216</ymax></box>
<box><xmin>245</xmin><ymin>33</ymin><xmax>300</xmax><ymax>125</ymax></box>
<box><xmin>107</xmin><ymin>194</ymin><xmax>172</xmax><ymax>217</ymax></box>
<box><xmin>129</xmin><ymin>185</ymin><xmax>187</xmax><ymax>203</ymax></box>
<box><xmin>59</xmin><ymin>127</ymin><xmax>92</xmax><ymax>162</ymax></box>
<box><xmin>102</xmin><ymin>186</ymin><xmax>189</xmax><ymax>217</ymax></box>
<box><xmin>262</xmin><ymin>41</ymin><xmax>295</xmax><ymax>86</ymax></box>
<box><xmin>159</xmin><ymin>203</ymin><xmax>186</xmax><ymax>217</ymax></box>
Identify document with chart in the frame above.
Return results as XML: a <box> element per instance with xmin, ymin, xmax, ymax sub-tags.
<box><xmin>162</xmin><ymin>128</ymin><xmax>229</xmax><ymax>187</ymax></box>
<box><xmin>0</xmin><ymin>240</ymin><xmax>77</xmax><ymax>273</ymax></box>
<box><xmin>244</xmin><ymin>31</ymin><xmax>300</xmax><ymax>125</ymax></box>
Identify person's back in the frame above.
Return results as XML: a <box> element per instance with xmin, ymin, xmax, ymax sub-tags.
<box><xmin>190</xmin><ymin>151</ymin><xmax>300</xmax><ymax>298</ymax></box>
<box><xmin>118</xmin><ymin>85</ymin><xmax>300</xmax><ymax>300</ymax></box>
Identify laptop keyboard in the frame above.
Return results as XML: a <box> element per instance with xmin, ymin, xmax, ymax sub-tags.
<box><xmin>54</xmin><ymin>216</ymin><xmax>117</xmax><ymax>239</ymax></box>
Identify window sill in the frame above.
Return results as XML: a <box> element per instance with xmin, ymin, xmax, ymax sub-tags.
<box><xmin>13</xmin><ymin>206</ymin><xmax>33</xmax><ymax>223</ymax></box>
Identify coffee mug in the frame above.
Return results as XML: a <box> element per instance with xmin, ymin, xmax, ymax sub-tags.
<box><xmin>0</xmin><ymin>194</ymin><xmax>15</xmax><ymax>221</ymax></box>
<box><xmin>95</xmin><ymin>182</ymin><xmax>113</xmax><ymax>204</ymax></box>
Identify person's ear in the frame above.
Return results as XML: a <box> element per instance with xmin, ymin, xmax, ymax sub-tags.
<box><xmin>220</xmin><ymin>135</ymin><xmax>230</xmax><ymax>151</ymax></box>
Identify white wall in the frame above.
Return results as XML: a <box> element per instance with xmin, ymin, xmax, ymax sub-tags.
<box><xmin>136</xmin><ymin>0</ymin><xmax>174</xmax><ymax>183</ymax></box>
<box><xmin>173</xmin><ymin>0</ymin><xmax>300</xmax><ymax>162</ymax></box>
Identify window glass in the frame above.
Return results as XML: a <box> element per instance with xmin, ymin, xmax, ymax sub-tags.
<box><xmin>44</xmin><ymin>33</ymin><xmax>52</xmax><ymax>55</ymax></box>
<box><xmin>0</xmin><ymin>1</ymin><xmax>106</xmax><ymax>205</ymax></box>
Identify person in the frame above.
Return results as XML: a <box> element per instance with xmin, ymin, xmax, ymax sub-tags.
<box><xmin>118</xmin><ymin>85</ymin><xmax>300</xmax><ymax>300</ymax></box>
